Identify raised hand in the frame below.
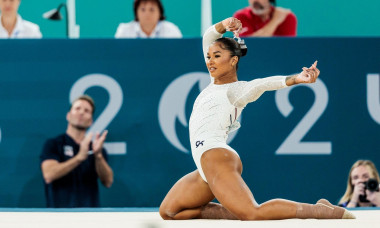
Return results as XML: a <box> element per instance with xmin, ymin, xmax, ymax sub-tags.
<box><xmin>77</xmin><ymin>132</ymin><xmax>93</xmax><ymax>162</ymax></box>
<box><xmin>295</xmin><ymin>61</ymin><xmax>320</xmax><ymax>84</ymax></box>
<box><xmin>221</xmin><ymin>17</ymin><xmax>242</xmax><ymax>37</ymax></box>
<box><xmin>92</xmin><ymin>130</ymin><xmax>108</xmax><ymax>156</ymax></box>
<box><xmin>351</xmin><ymin>182</ymin><xmax>365</xmax><ymax>203</ymax></box>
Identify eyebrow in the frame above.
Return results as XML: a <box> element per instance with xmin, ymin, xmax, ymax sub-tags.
<box><xmin>207</xmin><ymin>51</ymin><xmax>221</xmax><ymax>56</ymax></box>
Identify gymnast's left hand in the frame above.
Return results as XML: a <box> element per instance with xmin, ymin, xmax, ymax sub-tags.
<box><xmin>221</xmin><ymin>17</ymin><xmax>242</xmax><ymax>36</ymax></box>
<box><xmin>296</xmin><ymin>61</ymin><xmax>320</xmax><ymax>84</ymax></box>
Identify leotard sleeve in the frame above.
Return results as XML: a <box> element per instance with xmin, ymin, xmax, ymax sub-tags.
<box><xmin>228</xmin><ymin>76</ymin><xmax>288</xmax><ymax>108</ymax></box>
<box><xmin>202</xmin><ymin>25</ymin><xmax>223</xmax><ymax>62</ymax></box>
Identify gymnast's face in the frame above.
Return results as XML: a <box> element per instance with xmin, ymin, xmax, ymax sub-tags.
<box><xmin>206</xmin><ymin>42</ymin><xmax>238</xmax><ymax>78</ymax></box>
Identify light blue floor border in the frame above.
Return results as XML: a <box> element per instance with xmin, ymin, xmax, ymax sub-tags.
<box><xmin>0</xmin><ymin>207</ymin><xmax>159</xmax><ymax>212</ymax></box>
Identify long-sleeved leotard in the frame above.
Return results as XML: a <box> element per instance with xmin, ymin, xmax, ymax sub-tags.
<box><xmin>190</xmin><ymin>25</ymin><xmax>288</xmax><ymax>182</ymax></box>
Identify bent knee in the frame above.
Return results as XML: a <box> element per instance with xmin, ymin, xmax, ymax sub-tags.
<box><xmin>159</xmin><ymin>205</ymin><xmax>176</xmax><ymax>220</ymax></box>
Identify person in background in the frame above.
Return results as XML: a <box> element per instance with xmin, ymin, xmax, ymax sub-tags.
<box><xmin>0</xmin><ymin>0</ymin><xmax>42</xmax><ymax>38</ymax></box>
<box><xmin>115</xmin><ymin>0</ymin><xmax>182</xmax><ymax>38</ymax></box>
<box><xmin>339</xmin><ymin>160</ymin><xmax>380</xmax><ymax>207</ymax></box>
<box><xmin>40</xmin><ymin>95</ymin><xmax>113</xmax><ymax>208</ymax></box>
<box><xmin>233</xmin><ymin>0</ymin><xmax>296</xmax><ymax>37</ymax></box>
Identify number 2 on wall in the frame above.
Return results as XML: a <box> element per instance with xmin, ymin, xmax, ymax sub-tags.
<box><xmin>275</xmin><ymin>79</ymin><xmax>331</xmax><ymax>155</ymax></box>
<box><xmin>70</xmin><ymin>74</ymin><xmax>126</xmax><ymax>155</ymax></box>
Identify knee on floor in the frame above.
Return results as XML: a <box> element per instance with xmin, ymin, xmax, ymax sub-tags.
<box><xmin>159</xmin><ymin>206</ymin><xmax>176</xmax><ymax>220</ymax></box>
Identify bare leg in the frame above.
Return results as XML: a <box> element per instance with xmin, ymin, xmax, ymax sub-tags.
<box><xmin>201</xmin><ymin>148</ymin><xmax>355</xmax><ymax>220</ymax></box>
<box><xmin>159</xmin><ymin>170</ymin><xmax>237</xmax><ymax>220</ymax></box>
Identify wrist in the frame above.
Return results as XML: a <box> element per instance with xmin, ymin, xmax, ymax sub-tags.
<box><xmin>95</xmin><ymin>152</ymin><xmax>104</xmax><ymax>160</ymax></box>
<box><xmin>75</xmin><ymin>154</ymin><xmax>85</xmax><ymax>163</ymax></box>
<box><xmin>349</xmin><ymin>199</ymin><xmax>358</xmax><ymax>205</ymax></box>
<box><xmin>285</xmin><ymin>75</ymin><xmax>297</xmax><ymax>86</ymax></box>
<box><xmin>215</xmin><ymin>22</ymin><xmax>226</xmax><ymax>34</ymax></box>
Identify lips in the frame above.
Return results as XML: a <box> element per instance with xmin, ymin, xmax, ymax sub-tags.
<box><xmin>209</xmin><ymin>67</ymin><xmax>217</xmax><ymax>72</ymax></box>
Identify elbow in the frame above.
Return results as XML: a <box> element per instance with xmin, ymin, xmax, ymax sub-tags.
<box><xmin>43</xmin><ymin>173</ymin><xmax>54</xmax><ymax>184</ymax></box>
<box><xmin>102</xmin><ymin>173</ymin><xmax>114</xmax><ymax>188</ymax></box>
<box><xmin>105</xmin><ymin>182</ymin><xmax>112</xmax><ymax>188</ymax></box>
<box><xmin>103</xmin><ymin>178</ymin><xmax>113</xmax><ymax>188</ymax></box>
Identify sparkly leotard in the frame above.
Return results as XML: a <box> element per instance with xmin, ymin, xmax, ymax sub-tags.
<box><xmin>190</xmin><ymin>25</ymin><xmax>288</xmax><ymax>182</ymax></box>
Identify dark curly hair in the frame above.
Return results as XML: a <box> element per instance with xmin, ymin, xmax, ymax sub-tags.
<box><xmin>214</xmin><ymin>37</ymin><xmax>248</xmax><ymax>70</ymax></box>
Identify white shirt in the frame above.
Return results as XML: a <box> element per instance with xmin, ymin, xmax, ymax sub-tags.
<box><xmin>189</xmin><ymin>25</ymin><xmax>288</xmax><ymax>143</ymax></box>
<box><xmin>115</xmin><ymin>20</ymin><xmax>182</xmax><ymax>38</ymax></box>
<box><xmin>0</xmin><ymin>15</ymin><xmax>42</xmax><ymax>38</ymax></box>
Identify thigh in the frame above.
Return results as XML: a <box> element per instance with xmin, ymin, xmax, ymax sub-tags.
<box><xmin>159</xmin><ymin>170</ymin><xmax>215</xmax><ymax>219</ymax></box>
<box><xmin>201</xmin><ymin>148</ymin><xmax>260</xmax><ymax>218</ymax></box>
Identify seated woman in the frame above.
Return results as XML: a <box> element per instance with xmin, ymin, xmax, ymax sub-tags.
<box><xmin>0</xmin><ymin>0</ymin><xmax>42</xmax><ymax>38</ymax></box>
<box><xmin>115</xmin><ymin>0</ymin><xmax>182</xmax><ymax>38</ymax></box>
<box><xmin>339</xmin><ymin>160</ymin><xmax>380</xmax><ymax>207</ymax></box>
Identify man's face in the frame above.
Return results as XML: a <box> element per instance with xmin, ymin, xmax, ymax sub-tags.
<box><xmin>248</xmin><ymin>0</ymin><xmax>271</xmax><ymax>16</ymax></box>
<box><xmin>0</xmin><ymin>0</ymin><xmax>20</xmax><ymax>16</ymax></box>
<box><xmin>66</xmin><ymin>99</ymin><xmax>93</xmax><ymax>130</ymax></box>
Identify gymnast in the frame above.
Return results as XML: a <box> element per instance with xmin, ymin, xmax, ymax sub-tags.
<box><xmin>159</xmin><ymin>17</ymin><xmax>355</xmax><ymax>220</ymax></box>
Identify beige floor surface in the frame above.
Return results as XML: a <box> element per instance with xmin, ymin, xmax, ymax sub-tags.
<box><xmin>0</xmin><ymin>210</ymin><xmax>378</xmax><ymax>228</ymax></box>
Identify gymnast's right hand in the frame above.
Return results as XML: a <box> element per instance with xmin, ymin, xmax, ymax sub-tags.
<box><xmin>221</xmin><ymin>17</ymin><xmax>242</xmax><ymax>36</ymax></box>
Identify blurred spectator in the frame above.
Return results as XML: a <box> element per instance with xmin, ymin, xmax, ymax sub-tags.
<box><xmin>339</xmin><ymin>160</ymin><xmax>380</xmax><ymax>208</ymax></box>
<box><xmin>40</xmin><ymin>95</ymin><xmax>113</xmax><ymax>208</ymax></box>
<box><xmin>115</xmin><ymin>0</ymin><xmax>182</xmax><ymax>38</ymax></box>
<box><xmin>0</xmin><ymin>0</ymin><xmax>42</xmax><ymax>38</ymax></box>
<box><xmin>233</xmin><ymin>0</ymin><xmax>296</xmax><ymax>37</ymax></box>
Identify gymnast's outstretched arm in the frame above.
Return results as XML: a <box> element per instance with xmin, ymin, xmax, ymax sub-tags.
<box><xmin>230</xmin><ymin>61</ymin><xmax>320</xmax><ymax>108</ymax></box>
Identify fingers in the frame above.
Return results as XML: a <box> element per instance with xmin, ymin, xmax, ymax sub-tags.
<box><xmin>223</xmin><ymin>17</ymin><xmax>242</xmax><ymax>34</ymax></box>
<box><xmin>84</xmin><ymin>132</ymin><xmax>93</xmax><ymax>143</ymax></box>
<box><xmin>301</xmin><ymin>61</ymin><xmax>320</xmax><ymax>79</ymax></box>
<box><xmin>90</xmin><ymin>130</ymin><xmax>108</xmax><ymax>142</ymax></box>
<box><xmin>100</xmin><ymin>130</ymin><xmax>108</xmax><ymax>141</ymax></box>
<box><xmin>313</xmin><ymin>60</ymin><xmax>318</xmax><ymax>67</ymax></box>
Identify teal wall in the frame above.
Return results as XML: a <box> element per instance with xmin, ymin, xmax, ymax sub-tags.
<box><xmin>0</xmin><ymin>37</ymin><xmax>379</xmax><ymax>207</ymax></box>
<box><xmin>16</xmin><ymin>0</ymin><xmax>380</xmax><ymax>37</ymax></box>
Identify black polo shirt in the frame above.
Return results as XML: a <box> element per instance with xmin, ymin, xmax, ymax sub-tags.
<box><xmin>40</xmin><ymin>133</ymin><xmax>108</xmax><ymax>208</ymax></box>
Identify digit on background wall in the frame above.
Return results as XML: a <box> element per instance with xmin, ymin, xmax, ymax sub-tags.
<box><xmin>70</xmin><ymin>74</ymin><xmax>126</xmax><ymax>155</ymax></box>
<box><xmin>275</xmin><ymin>79</ymin><xmax>331</xmax><ymax>155</ymax></box>
<box><xmin>367</xmin><ymin>74</ymin><xmax>380</xmax><ymax>125</ymax></box>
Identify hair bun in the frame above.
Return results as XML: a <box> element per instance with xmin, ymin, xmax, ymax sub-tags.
<box><xmin>237</xmin><ymin>38</ymin><xmax>248</xmax><ymax>57</ymax></box>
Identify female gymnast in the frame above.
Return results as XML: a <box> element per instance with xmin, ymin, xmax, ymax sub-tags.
<box><xmin>159</xmin><ymin>17</ymin><xmax>355</xmax><ymax>220</ymax></box>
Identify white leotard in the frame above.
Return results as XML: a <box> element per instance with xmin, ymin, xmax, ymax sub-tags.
<box><xmin>190</xmin><ymin>25</ymin><xmax>288</xmax><ymax>182</ymax></box>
